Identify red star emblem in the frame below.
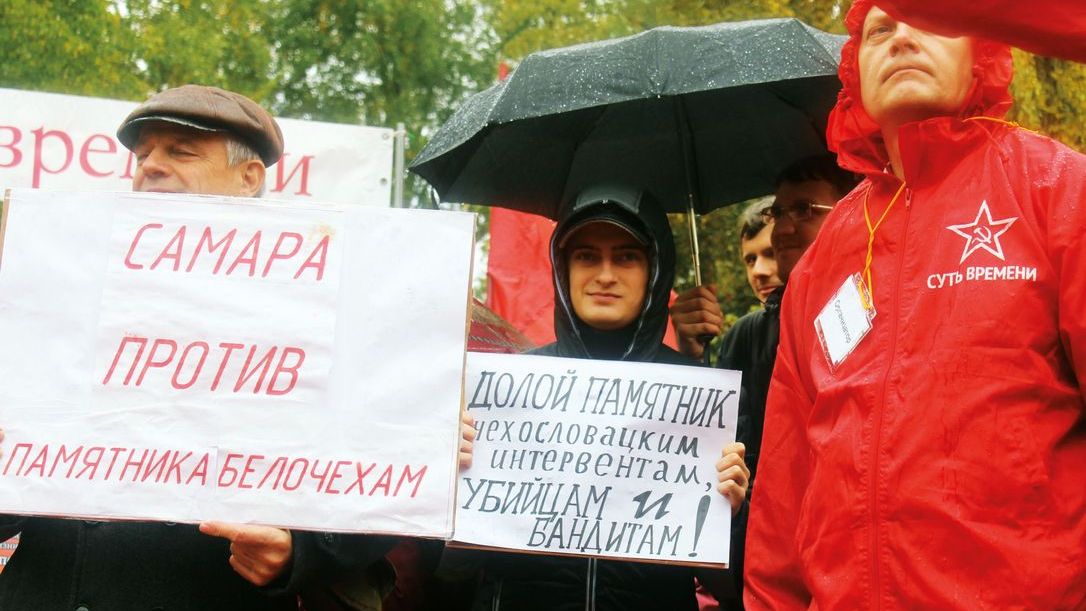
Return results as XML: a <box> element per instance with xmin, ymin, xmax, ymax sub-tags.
<box><xmin>946</xmin><ymin>201</ymin><xmax>1017</xmax><ymax>264</ymax></box>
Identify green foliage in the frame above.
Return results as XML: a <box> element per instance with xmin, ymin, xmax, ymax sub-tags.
<box><xmin>0</xmin><ymin>0</ymin><xmax>492</xmax><ymax>137</ymax></box>
<box><xmin>1009</xmin><ymin>51</ymin><xmax>1086</xmax><ymax>151</ymax></box>
<box><xmin>264</xmin><ymin>0</ymin><xmax>494</xmax><ymax>204</ymax></box>
<box><xmin>266</xmin><ymin>1</ymin><xmax>492</xmax><ymax>129</ymax></box>
<box><xmin>485</xmin><ymin>0</ymin><xmax>850</xmax><ymax>62</ymax></box>
<box><xmin>486</xmin><ymin>0</ymin><xmax>848</xmax><ymax>62</ymax></box>
<box><xmin>0</xmin><ymin>0</ymin><xmax>145</xmax><ymax>99</ymax></box>
<box><xmin>123</xmin><ymin>0</ymin><xmax>274</xmax><ymax>100</ymax></box>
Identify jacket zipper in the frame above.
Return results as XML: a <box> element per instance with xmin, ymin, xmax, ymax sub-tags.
<box><xmin>868</xmin><ymin>184</ymin><xmax>911</xmax><ymax>609</ymax></box>
<box><xmin>584</xmin><ymin>558</ymin><xmax>597</xmax><ymax>611</ymax></box>
<box><xmin>492</xmin><ymin>579</ymin><xmax>503</xmax><ymax>611</ymax></box>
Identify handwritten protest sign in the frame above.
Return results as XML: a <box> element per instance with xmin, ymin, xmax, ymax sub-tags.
<box><xmin>0</xmin><ymin>189</ymin><xmax>474</xmax><ymax>537</ymax></box>
<box><xmin>454</xmin><ymin>352</ymin><xmax>741</xmax><ymax>566</ymax></box>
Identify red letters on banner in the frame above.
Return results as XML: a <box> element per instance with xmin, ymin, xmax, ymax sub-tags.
<box><xmin>101</xmin><ymin>336</ymin><xmax>306</xmax><ymax>396</ymax></box>
<box><xmin>2</xmin><ymin>443</ymin><xmax>428</xmax><ymax>498</ymax></box>
<box><xmin>2</xmin><ymin>443</ymin><xmax>212</xmax><ymax>486</ymax></box>
<box><xmin>0</xmin><ymin>125</ymin><xmax>314</xmax><ymax>193</ymax></box>
<box><xmin>123</xmin><ymin>223</ymin><xmax>330</xmax><ymax>281</ymax></box>
<box><xmin>275</xmin><ymin>153</ymin><xmax>314</xmax><ymax>196</ymax></box>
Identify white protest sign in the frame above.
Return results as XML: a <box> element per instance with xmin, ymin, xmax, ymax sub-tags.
<box><xmin>455</xmin><ymin>352</ymin><xmax>740</xmax><ymax>566</ymax></box>
<box><xmin>0</xmin><ymin>188</ymin><xmax>474</xmax><ymax>537</ymax></box>
<box><xmin>0</xmin><ymin>87</ymin><xmax>394</xmax><ymax>206</ymax></box>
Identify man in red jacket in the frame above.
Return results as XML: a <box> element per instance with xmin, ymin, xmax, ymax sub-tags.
<box><xmin>745</xmin><ymin>1</ymin><xmax>1086</xmax><ymax>609</ymax></box>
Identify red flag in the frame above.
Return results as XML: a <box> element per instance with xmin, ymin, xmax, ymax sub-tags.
<box><xmin>663</xmin><ymin>291</ymin><xmax>678</xmax><ymax>349</ymax></box>
<box><xmin>486</xmin><ymin>208</ymin><xmax>557</xmax><ymax>345</ymax></box>
<box><xmin>484</xmin><ymin>63</ymin><xmax>559</xmax><ymax>345</ymax></box>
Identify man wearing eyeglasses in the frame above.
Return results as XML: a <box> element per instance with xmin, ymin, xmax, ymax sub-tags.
<box><xmin>729</xmin><ymin>154</ymin><xmax>858</xmax><ymax>486</ymax></box>
<box><xmin>670</xmin><ymin>154</ymin><xmax>858</xmax><ymax>610</ymax></box>
<box><xmin>764</xmin><ymin>165</ymin><xmax>844</xmax><ymax>291</ymax></box>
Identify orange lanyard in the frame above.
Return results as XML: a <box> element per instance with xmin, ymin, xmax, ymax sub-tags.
<box><xmin>860</xmin><ymin>181</ymin><xmax>906</xmax><ymax>310</ymax></box>
<box><xmin>965</xmin><ymin>115</ymin><xmax>1031</xmax><ymax>132</ymax></box>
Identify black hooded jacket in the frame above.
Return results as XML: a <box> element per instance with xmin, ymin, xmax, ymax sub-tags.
<box><xmin>471</xmin><ymin>187</ymin><xmax>701</xmax><ymax>611</ymax></box>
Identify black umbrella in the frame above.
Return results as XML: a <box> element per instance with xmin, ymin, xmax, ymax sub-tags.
<box><xmin>410</xmin><ymin>18</ymin><xmax>844</xmax><ymax>281</ymax></box>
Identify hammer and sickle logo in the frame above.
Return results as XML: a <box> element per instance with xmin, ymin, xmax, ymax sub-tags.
<box><xmin>972</xmin><ymin>225</ymin><xmax>992</xmax><ymax>244</ymax></box>
<box><xmin>946</xmin><ymin>200</ymin><xmax>1017</xmax><ymax>264</ymax></box>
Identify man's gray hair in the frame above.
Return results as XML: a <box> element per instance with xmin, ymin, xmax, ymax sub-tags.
<box><xmin>225</xmin><ymin>136</ymin><xmax>267</xmax><ymax>197</ymax></box>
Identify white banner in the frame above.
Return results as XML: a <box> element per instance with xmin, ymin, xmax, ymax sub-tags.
<box><xmin>455</xmin><ymin>352</ymin><xmax>741</xmax><ymax>566</ymax></box>
<box><xmin>0</xmin><ymin>189</ymin><xmax>474</xmax><ymax>537</ymax></box>
<box><xmin>0</xmin><ymin>88</ymin><xmax>394</xmax><ymax>206</ymax></box>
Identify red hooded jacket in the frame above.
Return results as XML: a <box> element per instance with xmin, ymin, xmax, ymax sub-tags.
<box><xmin>745</xmin><ymin>1</ymin><xmax>1086</xmax><ymax>609</ymax></box>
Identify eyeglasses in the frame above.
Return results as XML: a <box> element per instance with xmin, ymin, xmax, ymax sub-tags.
<box><xmin>760</xmin><ymin>202</ymin><xmax>835</xmax><ymax>224</ymax></box>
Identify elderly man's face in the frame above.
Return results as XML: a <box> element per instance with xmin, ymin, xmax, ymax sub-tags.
<box><xmin>858</xmin><ymin>6</ymin><xmax>974</xmax><ymax>128</ymax></box>
<box><xmin>132</xmin><ymin>123</ymin><xmax>262</xmax><ymax>197</ymax></box>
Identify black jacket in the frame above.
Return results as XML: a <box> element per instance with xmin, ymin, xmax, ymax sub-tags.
<box><xmin>713</xmin><ymin>284</ymin><xmax>784</xmax><ymax>610</ymax></box>
<box><xmin>716</xmin><ymin>285</ymin><xmax>783</xmax><ymax>485</ymax></box>
<box><xmin>0</xmin><ymin>516</ymin><xmax>395</xmax><ymax>611</ymax></box>
<box><xmin>470</xmin><ymin>187</ymin><xmax>706</xmax><ymax>611</ymax></box>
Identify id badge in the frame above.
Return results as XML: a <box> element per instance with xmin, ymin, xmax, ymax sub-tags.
<box><xmin>814</xmin><ymin>273</ymin><xmax>875</xmax><ymax>370</ymax></box>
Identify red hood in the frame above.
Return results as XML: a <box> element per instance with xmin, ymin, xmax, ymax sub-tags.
<box><xmin>826</xmin><ymin>0</ymin><xmax>1015</xmax><ymax>177</ymax></box>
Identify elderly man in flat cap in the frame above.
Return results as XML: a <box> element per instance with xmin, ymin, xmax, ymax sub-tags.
<box><xmin>0</xmin><ymin>85</ymin><xmax>394</xmax><ymax>611</ymax></box>
<box><xmin>118</xmin><ymin>84</ymin><xmax>283</xmax><ymax>198</ymax></box>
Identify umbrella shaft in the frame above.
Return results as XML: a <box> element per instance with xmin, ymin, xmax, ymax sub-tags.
<box><xmin>686</xmin><ymin>197</ymin><xmax>702</xmax><ymax>284</ymax></box>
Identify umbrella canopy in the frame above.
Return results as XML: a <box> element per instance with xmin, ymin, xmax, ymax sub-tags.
<box><xmin>411</xmin><ymin>18</ymin><xmax>845</xmax><ymax>218</ymax></box>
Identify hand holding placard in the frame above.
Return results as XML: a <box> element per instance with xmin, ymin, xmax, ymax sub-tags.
<box><xmin>459</xmin><ymin>412</ymin><xmax>477</xmax><ymax>470</ymax></box>
<box><xmin>199</xmin><ymin>521</ymin><xmax>293</xmax><ymax>586</ymax></box>
<box><xmin>716</xmin><ymin>442</ymin><xmax>749</xmax><ymax>516</ymax></box>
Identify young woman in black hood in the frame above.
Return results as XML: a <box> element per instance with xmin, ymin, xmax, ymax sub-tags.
<box><xmin>453</xmin><ymin>186</ymin><xmax>749</xmax><ymax>611</ymax></box>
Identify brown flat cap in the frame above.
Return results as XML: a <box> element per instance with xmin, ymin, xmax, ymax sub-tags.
<box><xmin>117</xmin><ymin>85</ymin><xmax>284</xmax><ymax>165</ymax></box>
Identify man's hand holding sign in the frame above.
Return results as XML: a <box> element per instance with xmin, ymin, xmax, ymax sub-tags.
<box><xmin>716</xmin><ymin>442</ymin><xmax>749</xmax><ymax>514</ymax></box>
<box><xmin>199</xmin><ymin>521</ymin><xmax>294</xmax><ymax>587</ymax></box>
